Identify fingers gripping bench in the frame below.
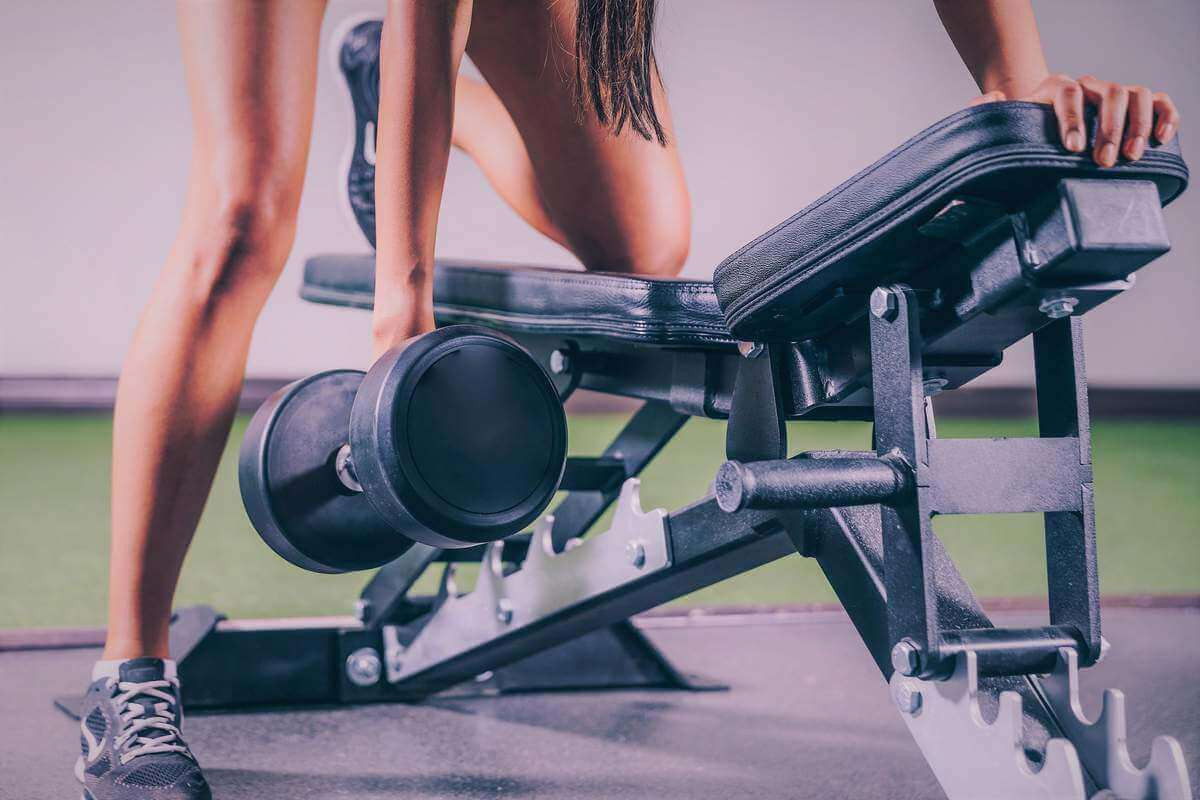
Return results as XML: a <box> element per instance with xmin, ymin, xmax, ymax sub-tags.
<box><xmin>224</xmin><ymin>104</ymin><xmax>1194</xmax><ymax>798</ymax></box>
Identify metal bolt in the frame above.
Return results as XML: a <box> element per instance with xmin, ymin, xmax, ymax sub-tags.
<box><xmin>495</xmin><ymin>597</ymin><xmax>514</xmax><ymax>625</ymax></box>
<box><xmin>549</xmin><ymin>349</ymin><xmax>572</xmax><ymax>375</ymax></box>
<box><xmin>345</xmin><ymin>647</ymin><xmax>383</xmax><ymax>687</ymax></box>
<box><xmin>870</xmin><ymin>287</ymin><xmax>899</xmax><ymax>321</ymax></box>
<box><xmin>1039</xmin><ymin>295</ymin><xmax>1078</xmax><ymax>319</ymax></box>
<box><xmin>891</xmin><ymin>639</ymin><xmax>923</xmax><ymax>677</ymax></box>
<box><xmin>892</xmin><ymin>680</ymin><xmax>923</xmax><ymax>714</ymax></box>
<box><xmin>353</xmin><ymin>598</ymin><xmax>372</xmax><ymax>623</ymax></box>
<box><xmin>625</xmin><ymin>539</ymin><xmax>647</xmax><ymax>569</ymax></box>
<box><xmin>923</xmin><ymin>377</ymin><xmax>949</xmax><ymax>397</ymax></box>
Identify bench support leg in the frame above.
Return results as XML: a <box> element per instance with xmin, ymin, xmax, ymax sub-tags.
<box><xmin>863</xmin><ymin>284</ymin><xmax>1189</xmax><ymax>799</ymax></box>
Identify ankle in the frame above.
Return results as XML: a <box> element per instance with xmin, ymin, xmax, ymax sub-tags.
<box><xmin>102</xmin><ymin>638</ymin><xmax>170</xmax><ymax>662</ymax></box>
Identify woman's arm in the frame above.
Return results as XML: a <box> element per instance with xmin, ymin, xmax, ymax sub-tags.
<box><xmin>371</xmin><ymin>0</ymin><xmax>473</xmax><ymax>360</ymax></box>
<box><xmin>933</xmin><ymin>0</ymin><xmax>1179</xmax><ymax>166</ymax></box>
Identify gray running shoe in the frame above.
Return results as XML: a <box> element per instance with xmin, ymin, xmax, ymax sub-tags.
<box><xmin>75</xmin><ymin>658</ymin><xmax>210</xmax><ymax>800</ymax></box>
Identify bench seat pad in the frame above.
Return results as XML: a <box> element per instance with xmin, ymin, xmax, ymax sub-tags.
<box><xmin>713</xmin><ymin>102</ymin><xmax>1188</xmax><ymax>339</ymax></box>
<box><xmin>302</xmin><ymin>256</ymin><xmax>734</xmax><ymax>347</ymax></box>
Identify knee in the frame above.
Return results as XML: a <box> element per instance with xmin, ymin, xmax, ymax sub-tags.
<box><xmin>175</xmin><ymin>180</ymin><xmax>301</xmax><ymax>306</ymax></box>
<box><xmin>583</xmin><ymin>215</ymin><xmax>691</xmax><ymax>278</ymax></box>
<box><xmin>629</xmin><ymin>223</ymin><xmax>690</xmax><ymax>278</ymax></box>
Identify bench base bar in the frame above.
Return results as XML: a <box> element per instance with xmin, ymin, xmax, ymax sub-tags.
<box><xmin>51</xmin><ymin>615</ymin><xmax>716</xmax><ymax>712</ymax></box>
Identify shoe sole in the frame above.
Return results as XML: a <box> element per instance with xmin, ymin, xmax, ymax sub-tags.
<box><xmin>75</xmin><ymin>756</ymin><xmax>90</xmax><ymax>799</ymax></box>
<box><xmin>328</xmin><ymin>11</ymin><xmax>379</xmax><ymax>246</ymax></box>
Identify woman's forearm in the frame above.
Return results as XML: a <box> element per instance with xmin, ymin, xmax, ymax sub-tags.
<box><xmin>372</xmin><ymin>0</ymin><xmax>473</xmax><ymax>356</ymax></box>
<box><xmin>933</xmin><ymin>0</ymin><xmax>1049</xmax><ymax>99</ymax></box>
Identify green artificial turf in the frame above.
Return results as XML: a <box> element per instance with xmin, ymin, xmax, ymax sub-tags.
<box><xmin>0</xmin><ymin>413</ymin><xmax>1197</xmax><ymax>629</ymax></box>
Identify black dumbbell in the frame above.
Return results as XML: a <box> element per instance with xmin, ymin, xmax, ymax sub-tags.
<box><xmin>239</xmin><ymin>325</ymin><xmax>568</xmax><ymax>573</ymax></box>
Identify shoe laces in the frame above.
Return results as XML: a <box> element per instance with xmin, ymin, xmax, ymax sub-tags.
<box><xmin>110</xmin><ymin>678</ymin><xmax>190</xmax><ymax>765</ymax></box>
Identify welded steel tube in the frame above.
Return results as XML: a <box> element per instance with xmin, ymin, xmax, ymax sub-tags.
<box><xmin>715</xmin><ymin>456</ymin><xmax>911</xmax><ymax>513</ymax></box>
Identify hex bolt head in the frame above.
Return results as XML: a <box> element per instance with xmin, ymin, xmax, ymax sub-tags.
<box><xmin>870</xmin><ymin>287</ymin><xmax>899</xmax><ymax>321</ymax></box>
<box><xmin>892</xmin><ymin>680</ymin><xmax>923</xmax><ymax>714</ymax></box>
<box><xmin>495</xmin><ymin>597</ymin><xmax>514</xmax><ymax>625</ymax></box>
<box><xmin>891</xmin><ymin>639</ymin><xmax>923</xmax><ymax>677</ymax></box>
<box><xmin>625</xmin><ymin>539</ymin><xmax>647</xmax><ymax>569</ymax></box>
<box><xmin>345</xmin><ymin>647</ymin><xmax>383</xmax><ymax>687</ymax></box>
<box><xmin>1039</xmin><ymin>295</ymin><xmax>1078</xmax><ymax>320</ymax></box>
<box><xmin>549</xmin><ymin>349</ymin><xmax>572</xmax><ymax>375</ymax></box>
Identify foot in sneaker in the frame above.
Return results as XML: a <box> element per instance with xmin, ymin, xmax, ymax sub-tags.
<box><xmin>334</xmin><ymin>17</ymin><xmax>382</xmax><ymax>248</ymax></box>
<box><xmin>76</xmin><ymin>658</ymin><xmax>211</xmax><ymax>800</ymax></box>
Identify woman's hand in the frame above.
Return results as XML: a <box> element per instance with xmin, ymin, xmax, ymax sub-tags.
<box><xmin>971</xmin><ymin>74</ymin><xmax>1180</xmax><ymax>166</ymax></box>
<box><xmin>370</xmin><ymin>306</ymin><xmax>435</xmax><ymax>365</ymax></box>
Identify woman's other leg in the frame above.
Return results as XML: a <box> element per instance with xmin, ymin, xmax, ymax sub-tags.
<box><xmin>464</xmin><ymin>0</ymin><xmax>690</xmax><ymax>277</ymax></box>
<box><xmin>104</xmin><ymin>0</ymin><xmax>326</xmax><ymax>659</ymax></box>
<box><xmin>451</xmin><ymin>73</ymin><xmax>569</xmax><ymax>249</ymax></box>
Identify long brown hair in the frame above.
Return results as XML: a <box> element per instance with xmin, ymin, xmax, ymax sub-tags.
<box><xmin>574</xmin><ymin>0</ymin><xmax>666</xmax><ymax>145</ymax></box>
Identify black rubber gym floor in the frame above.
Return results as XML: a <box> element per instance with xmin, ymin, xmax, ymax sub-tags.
<box><xmin>2</xmin><ymin>608</ymin><xmax>1197</xmax><ymax>799</ymax></box>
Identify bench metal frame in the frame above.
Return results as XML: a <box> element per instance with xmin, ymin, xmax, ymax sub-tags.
<box><xmin>153</xmin><ymin>177</ymin><xmax>1188</xmax><ymax>799</ymax></box>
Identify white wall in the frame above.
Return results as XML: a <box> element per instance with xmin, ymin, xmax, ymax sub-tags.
<box><xmin>1</xmin><ymin>0</ymin><xmax>1197</xmax><ymax>385</ymax></box>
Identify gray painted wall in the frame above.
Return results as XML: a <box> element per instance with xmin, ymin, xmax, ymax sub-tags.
<box><xmin>1</xmin><ymin>0</ymin><xmax>1196</xmax><ymax>386</ymax></box>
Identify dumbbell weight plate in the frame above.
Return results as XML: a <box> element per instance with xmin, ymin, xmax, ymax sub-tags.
<box><xmin>239</xmin><ymin>370</ymin><xmax>414</xmax><ymax>573</ymax></box>
<box><xmin>350</xmin><ymin>325</ymin><xmax>567</xmax><ymax>548</ymax></box>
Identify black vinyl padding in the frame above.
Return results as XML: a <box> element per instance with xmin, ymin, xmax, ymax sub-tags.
<box><xmin>302</xmin><ymin>257</ymin><xmax>735</xmax><ymax>347</ymax></box>
<box><xmin>304</xmin><ymin>103</ymin><xmax>1186</xmax><ymax>346</ymax></box>
<box><xmin>713</xmin><ymin>102</ymin><xmax>1187</xmax><ymax>339</ymax></box>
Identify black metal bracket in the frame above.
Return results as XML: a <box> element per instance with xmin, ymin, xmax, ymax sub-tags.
<box><xmin>726</xmin><ymin>343</ymin><xmax>788</xmax><ymax>462</ymax></box>
<box><xmin>868</xmin><ymin>284</ymin><xmax>1100</xmax><ymax>678</ymax></box>
<box><xmin>141</xmin><ymin>615</ymin><xmax>720</xmax><ymax>710</ymax></box>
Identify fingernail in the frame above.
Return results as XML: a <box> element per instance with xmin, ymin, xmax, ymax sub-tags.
<box><xmin>1065</xmin><ymin>130</ymin><xmax>1085</xmax><ymax>151</ymax></box>
<box><xmin>1128</xmin><ymin>136</ymin><xmax>1146</xmax><ymax>160</ymax></box>
<box><xmin>1158</xmin><ymin>122</ymin><xmax>1176</xmax><ymax>142</ymax></box>
<box><xmin>1100</xmin><ymin>142</ymin><xmax>1117</xmax><ymax>166</ymax></box>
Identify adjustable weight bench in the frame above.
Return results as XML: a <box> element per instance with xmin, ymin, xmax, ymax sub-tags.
<box><xmin>189</xmin><ymin>103</ymin><xmax>1195</xmax><ymax>798</ymax></box>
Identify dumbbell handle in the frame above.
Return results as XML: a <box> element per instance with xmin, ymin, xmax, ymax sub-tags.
<box><xmin>333</xmin><ymin>443</ymin><xmax>363</xmax><ymax>494</ymax></box>
<box><xmin>715</xmin><ymin>456</ymin><xmax>911</xmax><ymax>513</ymax></box>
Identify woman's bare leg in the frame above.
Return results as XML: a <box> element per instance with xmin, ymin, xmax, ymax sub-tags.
<box><xmin>451</xmin><ymin>74</ymin><xmax>568</xmax><ymax>248</ymax></box>
<box><xmin>462</xmin><ymin>0</ymin><xmax>690</xmax><ymax>276</ymax></box>
<box><xmin>103</xmin><ymin>0</ymin><xmax>326</xmax><ymax>659</ymax></box>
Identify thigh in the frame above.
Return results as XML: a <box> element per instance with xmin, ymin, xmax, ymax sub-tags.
<box><xmin>176</xmin><ymin>0</ymin><xmax>326</xmax><ymax>208</ymax></box>
<box><xmin>467</xmin><ymin>0</ymin><xmax>690</xmax><ymax>274</ymax></box>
